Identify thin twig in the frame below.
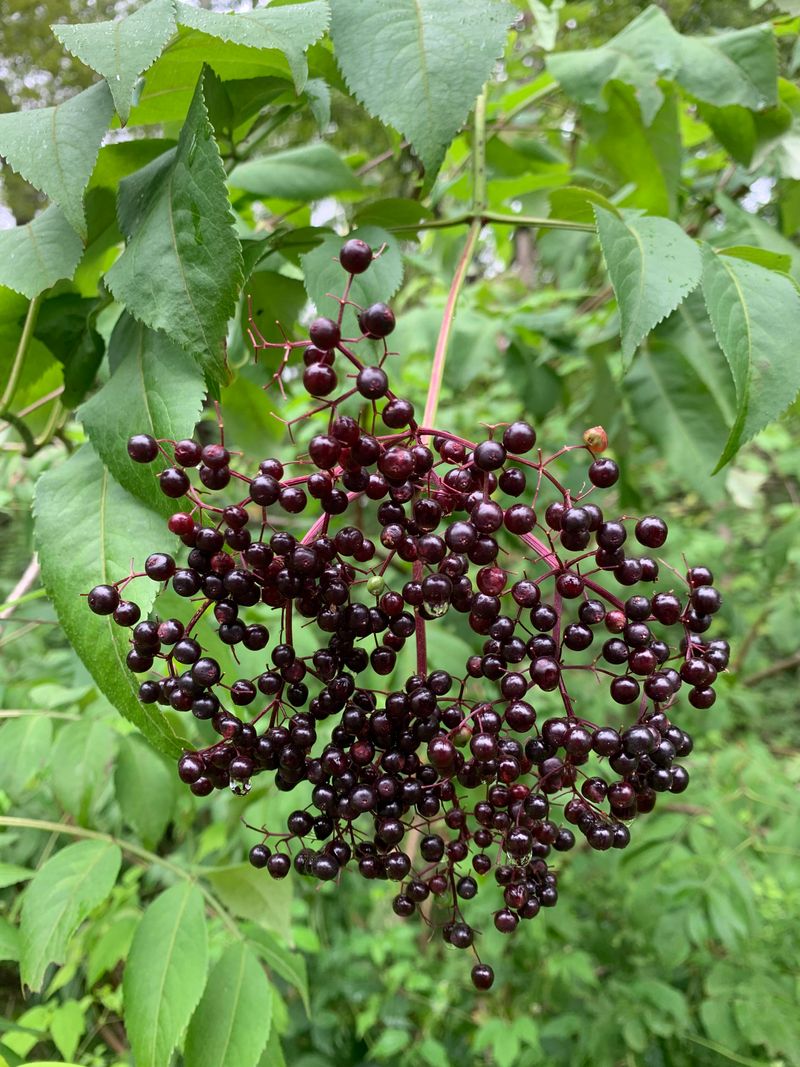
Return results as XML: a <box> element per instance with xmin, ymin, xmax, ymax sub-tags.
<box><xmin>0</xmin><ymin>556</ymin><xmax>40</xmax><ymax>622</ymax></box>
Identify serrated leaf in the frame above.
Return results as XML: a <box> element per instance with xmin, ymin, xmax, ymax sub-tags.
<box><xmin>50</xmin><ymin>720</ymin><xmax>117</xmax><ymax>823</ymax></box>
<box><xmin>549</xmin><ymin>5</ymin><xmax>777</xmax><ymax>125</ymax></box>
<box><xmin>106</xmin><ymin>70</ymin><xmax>243</xmax><ymax>383</ymax></box>
<box><xmin>204</xmin><ymin>865</ymin><xmax>291</xmax><ymax>934</ymax></box>
<box><xmin>330</xmin><ymin>0</ymin><xmax>514</xmax><ymax>172</ymax></box>
<box><xmin>123</xmin><ymin>883</ymin><xmax>208</xmax><ymax>1067</ymax></box>
<box><xmin>79</xmin><ymin>313</ymin><xmax>205</xmax><ymax>514</ymax></box>
<box><xmin>0</xmin><ymin>206</ymin><xmax>83</xmax><ymax>299</ymax></box>
<box><xmin>245</xmin><ymin>925</ymin><xmax>309</xmax><ymax>1015</ymax></box>
<box><xmin>229</xmin><ymin>143</ymin><xmax>359</xmax><ymax>201</ymax></box>
<box><xmin>115</xmin><ymin>734</ymin><xmax>179</xmax><ymax>849</ymax></box>
<box><xmin>175</xmin><ymin>1</ymin><xmax>330</xmax><ymax>91</ymax></box>
<box><xmin>701</xmin><ymin>245</ymin><xmax>800</xmax><ymax>469</ymax></box>
<box><xmin>0</xmin><ymin>81</ymin><xmax>113</xmax><ymax>237</ymax></box>
<box><xmin>0</xmin><ymin>717</ymin><xmax>52</xmax><ymax>799</ymax></box>
<box><xmin>300</xmin><ymin>225</ymin><xmax>403</xmax><ymax>323</ymax></box>
<box><xmin>19</xmin><ymin>841</ymin><xmax>121</xmax><ymax>992</ymax></box>
<box><xmin>52</xmin><ymin>0</ymin><xmax>177</xmax><ymax>124</ymax></box>
<box><xmin>184</xmin><ymin>941</ymin><xmax>272</xmax><ymax>1067</ymax></box>
<box><xmin>33</xmin><ymin>444</ymin><xmax>188</xmax><ymax>758</ymax></box>
<box><xmin>594</xmin><ymin>206</ymin><xmax>702</xmax><ymax>364</ymax></box>
<box><xmin>624</xmin><ymin>341</ymin><xmax>732</xmax><ymax>487</ymax></box>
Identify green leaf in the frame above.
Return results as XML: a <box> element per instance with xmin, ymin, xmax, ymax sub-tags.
<box><xmin>87</xmin><ymin>913</ymin><xmax>139</xmax><ymax>986</ymax></box>
<box><xmin>123</xmin><ymin>883</ymin><xmax>208</xmax><ymax>1067</ymax></box>
<box><xmin>229</xmin><ymin>143</ymin><xmax>359</xmax><ymax>201</ymax></box>
<box><xmin>701</xmin><ymin>246</ymin><xmax>800</xmax><ymax>468</ymax></box>
<box><xmin>0</xmin><ymin>917</ymin><xmax>21</xmax><ymax>963</ymax></box>
<box><xmin>0</xmin><ymin>865</ymin><xmax>34</xmax><ymax>891</ymax></box>
<box><xmin>330</xmin><ymin>0</ymin><xmax>514</xmax><ymax>172</ymax></box>
<box><xmin>354</xmin><ymin>198</ymin><xmax>433</xmax><ymax>228</ymax></box>
<box><xmin>79</xmin><ymin>313</ymin><xmax>206</xmax><ymax>514</ymax></box>
<box><xmin>0</xmin><ymin>206</ymin><xmax>83</xmax><ymax>299</ymax></box>
<box><xmin>33</xmin><ymin>294</ymin><xmax>105</xmax><ymax>408</ymax></box>
<box><xmin>624</xmin><ymin>341</ymin><xmax>732</xmax><ymax>487</ymax></box>
<box><xmin>0</xmin><ymin>717</ymin><xmax>52</xmax><ymax>799</ymax></box>
<box><xmin>584</xmin><ymin>85</ymin><xmax>681</xmax><ymax>217</ymax></box>
<box><xmin>204</xmin><ymin>865</ymin><xmax>291</xmax><ymax>934</ymax></box>
<box><xmin>106</xmin><ymin>70</ymin><xmax>243</xmax><ymax>383</ymax></box>
<box><xmin>175</xmin><ymin>1</ymin><xmax>330</xmax><ymax>91</ymax></box>
<box><xmin>19</xmin><ymin>840</ymin><xmax>121</xmax><ymax>992</ymax></box>
<box><xmin>548</xmin><ymin>185</ymin><xmax>620</xmax><ymax>225</ymax></box>
<box><xmin>549</xmin><ymin>5</ymin><xmax>777</xmax><ymax>125</ymax></box>
<box><xmin>52</xmin><ymin>0</ymin><xmax>177</xmax><ymax>125</ymax></box>
<box><xmin>0</xmin><ymin>81</ymin><xmax>113</xmax><ymax>238</ymax></box>
<box><xmin>33</xmin><ymin>444</ymin><xmax>188</xmax><ymax>758</ymax></box>
<box><xmin>50</xmin><ymin>720</ymin><xmax>117</xmax><ymax>823</ymax></box>
<box><xmin>300</xmin><ymin>225</ymin><xmax>403</xmax><ymax>322</ymax></box>
<box><xmin>718</xmin><ymin>245</ymin><xmax>793</xmax><ymax>273</ymax></box>
<box><xmin>594</xmin><ymin>206</ymin><xmax>702</xmax><ymax>365</ymax></box>
<box><xmin>115</xmin><ymin>734</ymin><xmax>179</xmax><ymax>849</ymax></box>
<box><xmin>244</xmin><ymin>926</ymin><xmax>309</xmax><ymax>1015</ymax></box>
<box><xmin>184</xmin><ymin>941</ymin><xmax>272</xmax><ymax>1067</ymax></box>
<box><xmin>50</xmin><ymin>1001</ymin><xmax>86</xmax><ymax>1063</ymax></box>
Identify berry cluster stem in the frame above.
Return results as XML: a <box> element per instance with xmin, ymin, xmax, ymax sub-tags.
<box><xmin>422</xmin><ymin>88</ymin><xmax>488</xmax><ymax>431</ymax></box>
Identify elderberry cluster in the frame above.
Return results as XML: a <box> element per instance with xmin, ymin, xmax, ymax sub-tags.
<box><xmin>87</xmin><ymin>238</ymin><xmax>727</xmax><ymax>990</ymax></box>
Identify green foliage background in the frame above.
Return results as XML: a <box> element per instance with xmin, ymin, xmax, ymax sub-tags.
<box><xmin>1</xmin><ymin>0</ymin><xmax>800</xmax><ymax>1064</ymax></box>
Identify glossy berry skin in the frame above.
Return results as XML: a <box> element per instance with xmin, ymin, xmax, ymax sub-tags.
<box><xmin>159</xmin><ymin>468</ymin><xmax>190</xmax><ymax>499</ymax></box>
<box><xmin>474</xmin><ymin>440</ymin><xmax>507</xmax><ymax>471</ymax></box>
<box><xmin>309</xmin><ymin>317</ymin><xmax>341</xmax><ymax>350</ymax></box>
<box><xmin>88</xmin><ymin>584</ymin><xmax>119</xmax><ymax>615</ymax></box>
<box><xmin>635</xmin><ymin>515</ymin><xmax>668</xmax><ymax>548</ymax></box>
<box><xmin>588</xmin><ymin>457</ymin><xmax>619</xmax><ymax>487</ymax></box>
<box><xmin>356</xmin><ymin>366</ymin><xmax>389</xmax><ymax>399</ymax></box>
<box><xmin>127</xmin><ymin>434</ymin><xmax>159</xmax><ymax>463</ymax></box>
<box><xmin>360</xmin><ymin>303</ymin><xmax>395</xmax><ymax>338</ymax></box>
<box><xmin>502</xmin><ymin>421</ymin><xmax>536</xmax><ymax>454</ymax></box>
<box><xmin>339</xmin><ymin>239</ymin><xmax>372</xmax><ymax>273</ymax></box>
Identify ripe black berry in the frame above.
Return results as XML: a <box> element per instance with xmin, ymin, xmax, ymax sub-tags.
<box><xmin>127</xmin><ymin>434</ymin><xmax>159</xmax><ymax>463</ymax></box>
<box><xmin>339</xmin><ymin>238</ymin><xmax>372</xmax><ymax>274</ymax></box>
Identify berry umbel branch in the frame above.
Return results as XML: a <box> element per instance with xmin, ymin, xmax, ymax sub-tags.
<box><xmin>86</xmin><ymin>234</ymin><xmax>726</xmax><ymax>990</ymax></box>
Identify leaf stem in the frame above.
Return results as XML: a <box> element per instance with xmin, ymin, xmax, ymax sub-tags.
<box><xmin>0</xmin><ymin>294</ymin><xmax>42</xmax><ymax>413</ymax></box>
<box><xmin>390</xmin><ymin>211</ymin><xmax>594</xmax><ymax>234</ymax></box>
<box><xmin>0</xmin><ymin>815</ymin><xmax>241</xmax><ymax>939</ymax></box>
